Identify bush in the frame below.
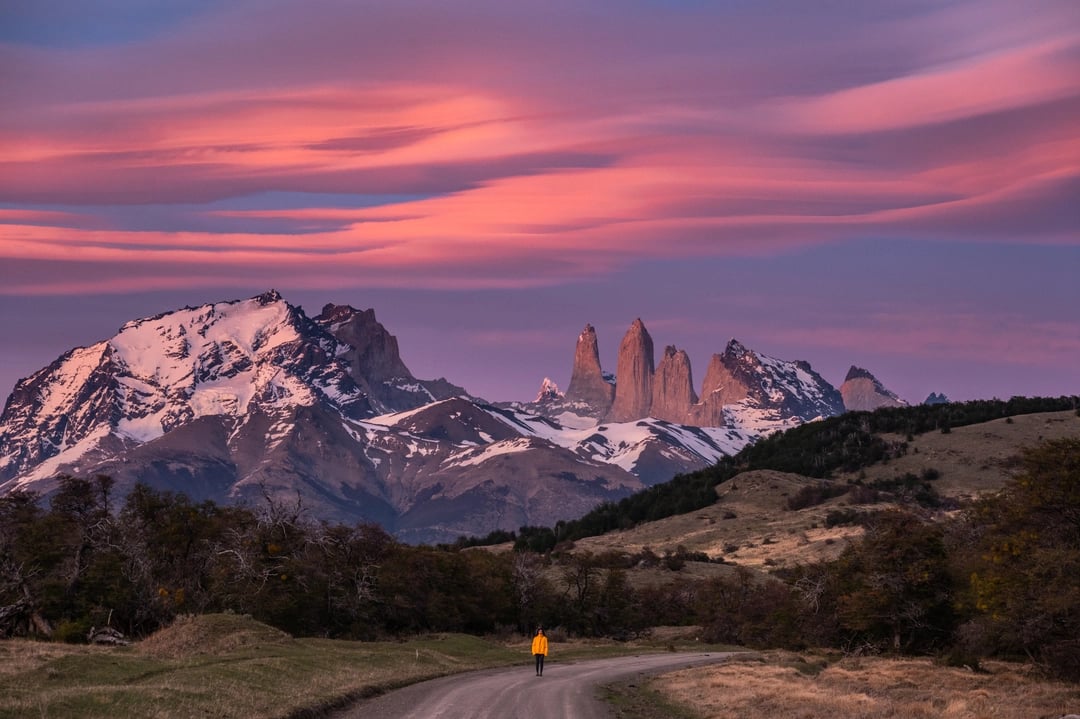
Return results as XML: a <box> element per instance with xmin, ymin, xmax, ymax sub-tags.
<box><xmin>786</xmin><ymin>482</ymin><xmax>850</xmax><ymax>511</ymax></box>
<box><xmin>958</xmin><ymin>438</ymin><xmax>1080</xmax><ymax>680</ymax></box>
<box><xmin>824</xmin><ymin>508</ymin><xmax>862</xmax><ymax>528</ymax></box>
<box><xmin>53</xmin><ymin>619</ymin><xmax>92</xmax><ymax>644</ymax></box>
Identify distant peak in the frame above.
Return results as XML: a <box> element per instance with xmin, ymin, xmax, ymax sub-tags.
<box><xmin>317</xmin><ymin>303</ymin><xmax>360</xmax><ymax>324</ymax></box>
<box><xmin>844</xmin><ymin>365</ymin><xmax>875</xmax><ymax>382</ymax></box>
<box><xmin>255</xmin><ymin>289</ymin><xmax>283</xmax><ymax>305</ymax></box>
<box><xmin>723</xmin><ymin>338</ymin><xmax>751</xmax><ymax>357</ymax></box>
<box><xmin>535</xmin><ymin>377</ymin><xmax>563</xmax><ymax>402</ymax></box>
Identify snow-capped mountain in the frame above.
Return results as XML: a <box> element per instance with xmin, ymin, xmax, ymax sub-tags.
<box><xmin>703</xmin><ymin>339</ymin><xmax>846</xmax><ymax>423</ymax></box>
<box><xmin>1</xmin><ymin>292</ymin><xmax>857</xmax><ymax>542</ymax></box>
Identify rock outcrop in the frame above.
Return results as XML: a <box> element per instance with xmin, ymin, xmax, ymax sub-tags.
<box><xmin>686</xmin><ymin>339</ymin><xmax>844</xmax><ymax>424</ymax></box>
<box><xmin>606</xmin><ymin>319</ymin><xmax>655</xmax><ymax>422</ymax></box>
<box><xmin>564</xmin><ymin>324</ymin><xmax>614</xmax><ymax>412</ymax></box>
<box><xmin>556</xmin><ymin>326</ymin><xmax>841</xmax><ymax>428</ymax></box>
<box><xmin>839</xmin><ymin>366</ymin><xmax>906</xmax><ymax>411</ymax></box>
<box><xmin>316</xmin><ymin>304</ymin><xmax>411</xmax><ymax>384</ymax></box>
<box><xmin>686</xmin><ymin>352</ymin><xmax>746</xmax><ymax>426</ymax></box>
<box><xmin>535</xmin><ymin>377</ymin><xmax>562</xmax><ymax>403</ymax></box>
<box><xmin>651</xmin><ymin>346</ymin><xmax>698</xmax><ymax>423</ymax></box>
<box><xmin>315</xmin><ymin>303</ymin><xmax>466</xmax><ymax>412</ymax></box>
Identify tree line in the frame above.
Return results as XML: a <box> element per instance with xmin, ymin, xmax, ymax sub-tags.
<box><xmin>1</xmin><ymin>440</ymin><xmax>1077</xmax><ymax>680</ymax></box>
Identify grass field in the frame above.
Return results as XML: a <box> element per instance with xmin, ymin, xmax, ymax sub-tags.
<box><xmin>0</xmin><ymin>614</ymin><xmax>525</xmax><ymax>719</ymax></box>
<box><xmin>0</xmin><ymin>615</ymin><xmax>713</xmax><ymax>719</ymax></box>
<box><xmin>3</xmin><ymin>617</ymin><xmax>1076</xmax><ymax>719</ymax></box>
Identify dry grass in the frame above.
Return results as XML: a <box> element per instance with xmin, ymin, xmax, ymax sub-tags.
<box><xmin>571</xmin><ymin>411</ymin><xmax>1080</xmax><ymax>573</ymax></box>
<box><xmin>574</xmin><ymin>469</ymin><xmax>864</xmax><ymax>571</ymax></box>
<box><xmin>652</xmin><ymin>651</ymin><xmax>1080</xmax><ymax>719</ymax></box>
<box><xmin>836</xmin><ymin>410</ymin><xmax>1080</xmax><ymax>499</ymax></box>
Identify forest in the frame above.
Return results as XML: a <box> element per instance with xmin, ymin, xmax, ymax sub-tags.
<box><xmin>1</xmin><ymin>401</ymin><xmax>1077</xmax><ymax>682</ymax></box>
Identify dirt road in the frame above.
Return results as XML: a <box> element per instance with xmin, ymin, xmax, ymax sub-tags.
<box><xmin>332</xmin><ymin>651</ymin><xmax>737</xmax><ymax>719</ymax></box>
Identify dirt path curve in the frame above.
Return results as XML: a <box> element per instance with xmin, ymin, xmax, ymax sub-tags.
<box><xmin>331</xmin><ymin>651</ymin><xmax>737</xmax><ymax>719</ymax></box>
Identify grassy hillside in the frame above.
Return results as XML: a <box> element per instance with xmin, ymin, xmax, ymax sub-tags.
<box><xmin>572</xmin><ymin>409</ymin><xmax>1080</xmax><ymax>570</ymax></box>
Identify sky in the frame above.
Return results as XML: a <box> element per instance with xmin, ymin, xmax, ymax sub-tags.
<box><xmin>1</xmin><ymin>0</ymin><xmax>1078</xmax><ymax>406</ymax></box>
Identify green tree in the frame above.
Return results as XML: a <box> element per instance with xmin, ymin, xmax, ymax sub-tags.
<box><xmin>115</xmin><ymin>484</ymin><xmax>239</xmax><ymax>634</ymax></box>
<box><xmin>0</xmin><ymin>490</ymin><xmax>52</xmax><ymax>636</ymax></box>
<box><xmin>311</xmin><ymin>522</ymin><xmax>394</xmax><ymax>637</ymax></box>
<box><xmin>829</xmin><ymin>511</ymin><xmax>955</xmax><ymax>653</ymax></box>
<box><xmin>42</xmin><ymin>475</ymin><xmax>129</xmax><ymax>640</ymax></box>
<box><xmin>961</xmin><ymin>438</ymin><xmax>1080</xmax><ymax>679</ymax></box>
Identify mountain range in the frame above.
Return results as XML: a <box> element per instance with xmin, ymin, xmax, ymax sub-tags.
<box><xmin>0</xmin><ymin>291</ymin><xmax>912</xmax><ymax>543</ymax></box>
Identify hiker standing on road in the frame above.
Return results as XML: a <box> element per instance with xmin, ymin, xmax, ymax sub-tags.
<box><xmin>532</xmin><ymin>627</ymin><xmax>548</xmax><ymax>676</ymax></box>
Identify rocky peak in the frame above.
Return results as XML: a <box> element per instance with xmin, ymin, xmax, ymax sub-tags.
<box><xmin>691</xmin><ymin>339</ymin><xmax>843</xmax><ymax>423</ymax></box>
<box><xmin>721</xmin><ymin>338</ymin><xmax>756</xmax><ymax>366</ymax></box>
<box><xmin>315</xmin><ymin>304</ymin><xmax>412</xmax><ymax>384</ymax></box>
<box><xmin>686</xmin><ymin>352</ymin><xmax>748</xmax><ymax>426</ymax></box>
<box><xmin>651</xmin><ymin>345</ymin><xmax>698</xmax><ymax>423</ymax></box>
<box><xmin>535</xmin><ymin>377</ymin><xmax>563</xmax><ymax>403</ymax></box>
<box><xmin>256</xmin><ymin>289</ymin><xmax>284</xmax><ymax>305</ymax></box>
<box><xmin>313</xmin><ymin>303</ymin><xmax>467</xmax><ymax>413</ymax></box>
<box><xmin>924</xmin><ymin>392</ymin><xmax>950</xmax><ymax>405</ymax></box>
<box><xmin>564</xmin><ymin>324</ymin><xmax>615</xmax><ymax>413</ymax></box>
<box><xmin>840</xmin><ymin>365</ymin><xmax>907</xmax><ymax>412</ymax></box>
<box><xmin>606</xmin><ymin>319</ymin><xmax>655</xmax><ymax>423</ymax></box>
<box><xmin>843</xmin><ymin>366</ymin><xmax>875</xmax><ymax>382</ymax></box>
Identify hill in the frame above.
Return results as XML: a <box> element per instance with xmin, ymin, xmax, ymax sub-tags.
<box><xmin>570</xmin><ymin>409</ymin><xmax>1080</xmax><ymax>570</ymax></box>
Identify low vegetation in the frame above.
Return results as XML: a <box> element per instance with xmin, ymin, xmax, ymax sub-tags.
<box><xmin>0</xmin><ymin>615</ymin><xmax>521</xmax><ymax>718</ymax></box>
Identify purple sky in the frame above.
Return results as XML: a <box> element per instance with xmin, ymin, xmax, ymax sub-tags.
<box><xmin>1</xmin><ymin>0</ymin><xmax>1078</xmax><ymax>405</ymax></box>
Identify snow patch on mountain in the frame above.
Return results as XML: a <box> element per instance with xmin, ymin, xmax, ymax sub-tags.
<box><xmin>15</xmin><ymin>424</ymin><xmax>113</xmax><ymax>486</ymax></box>
<box><xmin>445</xmin><ymin>437</ymin><xmax>535</xmax><ymax>469</ymax></box>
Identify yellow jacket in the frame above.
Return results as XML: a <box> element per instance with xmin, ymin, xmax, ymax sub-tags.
<box><xmin>531</xmin><ymin>633</ymin><xmax>548</xmax><ymax>656</ymax></box>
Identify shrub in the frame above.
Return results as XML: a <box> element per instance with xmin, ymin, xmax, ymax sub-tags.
<box><xmin>786</xmin><ymin>482</ymin><xmax>850</xmax><ymax>511</ymax></box>
<box><xmin>825</xmin><ymin>508</ymin><xmax>861</xmax><ymax>528</ymax></box>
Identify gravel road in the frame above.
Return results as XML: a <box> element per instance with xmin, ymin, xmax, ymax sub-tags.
<box><xmin>331</xmin><ymin>651</ymin><xmax>736</xmax><ymax>719</ymax></box>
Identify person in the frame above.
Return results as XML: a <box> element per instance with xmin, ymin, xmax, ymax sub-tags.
<box><xmin>531</xmin><ymin>627</ymin><xmax>548</xmax><ymax>676</ymax></box>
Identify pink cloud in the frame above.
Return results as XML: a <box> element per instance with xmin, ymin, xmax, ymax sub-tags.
<box><xmin>1</xmin><ymin>1</ymin><xmax>1077</xmax><ymax>297</ymax></box>
<box><xmin>768</xmin><ymin>38</ymin><xmax>1080</xmax><ymax>134</ymax></box>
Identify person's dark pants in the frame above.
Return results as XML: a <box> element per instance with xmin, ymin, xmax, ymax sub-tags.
<box><xmin>534</xmin><ymin>653</ymin><xmax>544</xmax><ymax>676</ymax></box>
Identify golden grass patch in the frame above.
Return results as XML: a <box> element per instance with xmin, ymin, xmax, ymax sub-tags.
<box><xmin>652</xmin><ymin>652</ymin><xmax>1080</xmax><ymax>719</ymax></box>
